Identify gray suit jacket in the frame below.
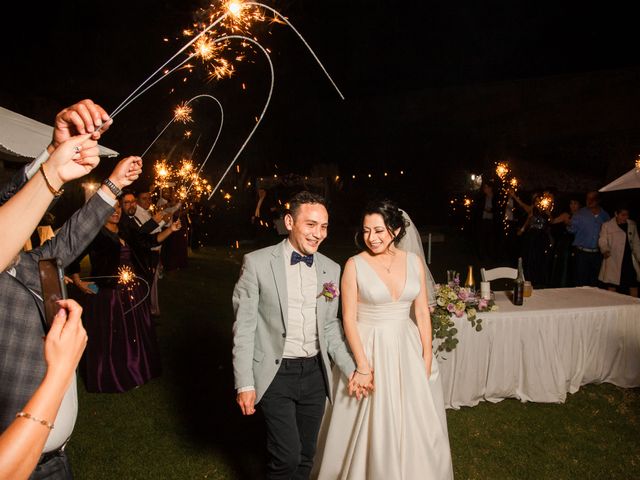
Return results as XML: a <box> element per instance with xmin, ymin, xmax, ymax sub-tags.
<box><xmin>232</xmin><ymin>240</ymin><xmax>355</xmax><ymax>404</ymax></box>
<box><xmin>0</xmin><ymin>192</ymin><xmax>114</xmax><ymax>432</ymax></box>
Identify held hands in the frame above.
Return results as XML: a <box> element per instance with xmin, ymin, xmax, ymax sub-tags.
<box><xmin>236</xmin><ymin>390</ymin><xmax>257</xmax><ymax>415</ymax></box>
<box><xmin>348</xmin><ymin>369</ymin><xmax>375</xmax><ymax>400</ymax></box>
<box><xmin>108</xmin><ymin>156</ymin><xmax>143</xmax><ymax>190</ymax></box>
<box><xmin>49</xmin><ymin>99</ymin><xmax>112</xmax><ymax>152</ymax></box>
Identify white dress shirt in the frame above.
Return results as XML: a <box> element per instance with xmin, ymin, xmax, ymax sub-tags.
<box><xmin>282</xmin><ymin>239</ymin><xmax>319</xmax><ymax>359</ymax></box>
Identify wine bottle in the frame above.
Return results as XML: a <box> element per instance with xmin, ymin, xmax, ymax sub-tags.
<box><xmin>513</xmin><ymin>257</ymin><xmax>524</xmax><ymax>306</ymax></box>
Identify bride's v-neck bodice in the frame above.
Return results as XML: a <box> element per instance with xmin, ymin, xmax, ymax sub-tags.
<box><xmin>353</xmin><ymin>252</ymin><xmax>421</xmax><ymax>325</ymax></box>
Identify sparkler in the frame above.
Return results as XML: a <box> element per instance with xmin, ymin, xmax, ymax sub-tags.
<box><xmin>141</xmin><ymin>94</ymin><xmax>224</xmax><ymax>171</ymax></box>
<box><xmin>81</xmin><ymin>266</ymin><xmax>150</xmax><ymax>315</ymax></box>
<box><xmin>536</xmin><ymin>192</ymin><xmax>554</xmax><ymax>214</ymax></box>
<box><xmin>173</xmin><ymin>103</ymin><xmax>194</xmax><ymax>123</ymax></box>
<box><xmin>495</xmin><ymin>162</ymin><xmax>510</xmax><ymax>181</ymax></box>
<box><xmin>108</xmin><ymin>1</ymin><xmax>343</xmax><ymax>123</ymax></box>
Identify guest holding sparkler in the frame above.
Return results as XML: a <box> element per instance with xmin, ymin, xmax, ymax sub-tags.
<box><xmin>549</xmin><ymin>196</ymin><xmax>582</xmax><ymax>287</ymax></box>
<box><xmin>135</xmin><ymin>189</ymin><xmax>169</xmax><ymax>316</ymax></box>
<box><xmin>473</xmin><ymin>181</ymin><xmax>501</xmax><ymax>263</ymax></box>
<box><xmin>509</xmin><ymin>189</ymin><xmax>554</xmax><ymax>286</ymax></box>
<box><xmin>69</xmin><ymin>186</ymin><xmax>181</xmax><ymax>393</ymax></box>
<box><xmin>162</xmin><ymin>189</ymin><xmax>189</xmax><ymax>272</ymax></box>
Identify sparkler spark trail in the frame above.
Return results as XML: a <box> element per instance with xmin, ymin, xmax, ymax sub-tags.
<box><xmin>107</xmin><ymin>1</ymin><xmax>344</xmax><ymax>122</ymax></box>
<box><xmin>81</xmin><ymin>269</ymin><xmax>150</xmax><ymax>316</ymax></box>
<box><xmin>118</xmin><ymin>265</ymin><xmax>135</xmax><ymax>285</ymax></box>
<box><xmin>495</xmin><ymin>162</ymin><xmax>510</xmax><ymax>181</ymax></box>
<box><xmin>536</xmin><ymin>192</ymin><xmax>554</xmax><ymax>214</ymax></box>
<box><xmin>141</xmin><ymin>94</ymin><xmax>224</xmax><ymax>160</ymax></box>
<box><xmin>205</xmin><ymin>35</ymin><xmax>274</xmax><ymax>200</ymax></box>
<box><xmin>173</xmin><ymin>103</ymin><xmax>194</xmax><ymax>123</ymax></box>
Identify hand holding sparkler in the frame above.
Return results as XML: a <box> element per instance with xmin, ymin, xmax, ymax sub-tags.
<box><xmin>44</xmin><ymin>135</ymin><xmax>100</xmax><ymax>188</ymax></box>
<box><xmin>169</xmin><ymin>219</ymin><xmax>182</xmax><ymax>232</ymax></box>
<box><xmin>109</xmin><ymin>156</ymin><xmax>143</xmax><ymax>189</ymax></box>
<box><xmin>47</xmin><ymin>99</ymin><xmax>112</xmax><ymax>155</ymax></box>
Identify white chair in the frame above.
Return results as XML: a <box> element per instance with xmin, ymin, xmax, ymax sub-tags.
<box><xmin>480</xmin><ymin>267</ymin><xmax>519</xmax><ymax>282</ymax></box>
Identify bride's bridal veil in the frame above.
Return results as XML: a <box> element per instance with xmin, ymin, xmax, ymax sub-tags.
<box><xmin>398</xmin><ymin>209</ymin><xmax>437</xmax><ymax>306</ymax></box>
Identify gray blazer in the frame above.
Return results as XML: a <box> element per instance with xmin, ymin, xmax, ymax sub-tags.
<box><xmin>232</xmin><ymin>240</ymin><xmax>355</xmax><ymax>404</ymax></box>
<box><xmin>0</xmin><ymin>192</ymin><xmax>114</xmax><ymax>432</ymax></box>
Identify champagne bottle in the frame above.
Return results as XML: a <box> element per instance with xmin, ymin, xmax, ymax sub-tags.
<box><xmin>513</xmin><ymin>257</ymin><xmax>524</xmax><ymax>306</ymax></box>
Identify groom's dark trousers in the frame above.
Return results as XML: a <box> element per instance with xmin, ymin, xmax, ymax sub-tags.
<box><xmin>260</xmin><ymin>355</ymin><xmax>326</xmax><ymax>480</ymax></box>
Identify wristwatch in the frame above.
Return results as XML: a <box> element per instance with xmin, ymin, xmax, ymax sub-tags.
<box><xmin>102</xmin><ymin>178</ymin><xmax>122</xmax><ymax>198</ymax></box>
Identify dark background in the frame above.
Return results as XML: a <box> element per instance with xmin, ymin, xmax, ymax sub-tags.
<box><xmin>1</xmin><ymin>0</ymin><xmax>639</xmax><ymax>231</ymax></box>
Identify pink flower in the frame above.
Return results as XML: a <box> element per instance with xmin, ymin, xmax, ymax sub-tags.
<box><xmin>454</xmin><ymin>309</ymin><xmax>465</xmax><ymax>318</ymax></box>
<box><xmin>479</xmin><ymin>298</ymin><xmax>488</xmax><ymax>310</ymax></box>
<box><xmin>319</xmin><ymin>282</ymin><xmax>339</xmax><ymax>301</ymax></box>
<box><xmin>447</xmin><ymin>303</ymin><xmax>456</xmax><ymax>313</ymax></box>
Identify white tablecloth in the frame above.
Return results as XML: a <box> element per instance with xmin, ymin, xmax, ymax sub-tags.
<box><xmin>439</xmin><ymin>287</ymin><xmax>640</xmax><ymax>409</ymax></box>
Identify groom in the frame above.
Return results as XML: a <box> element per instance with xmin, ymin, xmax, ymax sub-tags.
<box><xmin>232</xmin><ymin>190</ymin><xmax>356</xmax><ymax>479</ymax></box>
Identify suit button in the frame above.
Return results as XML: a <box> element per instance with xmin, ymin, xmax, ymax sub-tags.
<box><xmin>275</xmin><ymin>359</ymin><xmax>280</xmax><ymax>365</ymax></box>
<box><xmin>282</xmin><ymin>333</ymin><xmax>286</xmax><ymax>338</ymax></box>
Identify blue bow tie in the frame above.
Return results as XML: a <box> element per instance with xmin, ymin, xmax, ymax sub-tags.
<box><xmin>291</xmin><ymin>251</ymin><xmax>314</xmax><ymax>267</ymax></box>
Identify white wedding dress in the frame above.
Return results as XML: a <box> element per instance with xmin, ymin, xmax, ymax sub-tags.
<box><xmin>313</xmin><ymin>252</ymin><xmax>454</xmax><ymax>480</ymax></box>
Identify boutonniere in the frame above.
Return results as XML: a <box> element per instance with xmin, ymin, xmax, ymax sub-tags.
<box><xmin>318</xmin><ymin>281</ymin><xmax>339</xmax><ymax>301</ymax></box>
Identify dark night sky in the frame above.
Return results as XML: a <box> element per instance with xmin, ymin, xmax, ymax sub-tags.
<box><xmin>1</xmin><ymin>0</ymin><xmax>638</xmax><ymax>205</ymax></box>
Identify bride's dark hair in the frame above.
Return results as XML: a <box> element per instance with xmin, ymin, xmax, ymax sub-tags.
<box><xmin>355</xmin><ymin>199</ymin><xmax>408</xmax><ymax>249</ymax></box>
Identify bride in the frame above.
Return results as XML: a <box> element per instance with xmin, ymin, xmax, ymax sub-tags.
<box><xmin>313</xmin><ymin>199</ymin><xmax>453</xmax><ymax>479</ymax></box>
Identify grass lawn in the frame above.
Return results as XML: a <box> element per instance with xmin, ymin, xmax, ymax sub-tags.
<box><xmin>67</xmin><ymin>242</ymin><xmax>640</xmax><ymax>479</ymax></box>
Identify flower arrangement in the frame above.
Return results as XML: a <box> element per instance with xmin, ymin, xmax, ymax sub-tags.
<box><xmin>319</xmin><ymin>281</ymin><xmax>339</xmax><ymax>301</ymax></box>
<box><xmin>431</xmin><ymin>274</ymin><xmax>496</xmax><ymax>356</ymax></box>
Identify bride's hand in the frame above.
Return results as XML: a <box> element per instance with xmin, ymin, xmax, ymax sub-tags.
<box><xmin>349</xmin><ymin>370</ymin><xmax>374</xmax><ymax>400</ymax></box>
<box><xmin>423</xmin><ymin>355</ymin><xmax>432</xmax><ymax>379</ymax></box>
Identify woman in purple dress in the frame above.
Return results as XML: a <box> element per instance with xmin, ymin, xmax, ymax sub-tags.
<box><xmin>69</xmin><ymin>202</ymin><xmax>180</xmax><ymax>392</ymax></box>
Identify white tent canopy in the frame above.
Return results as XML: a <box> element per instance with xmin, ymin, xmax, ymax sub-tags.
<box><xmin>599</xmin><ymin>167</ymin><xmax>640</xmax><ymax>192</ymax></box>
<box><xmin>0</xmin><ymin>106</ymin><xmax>118</xmax><ymax>161</ymax></box>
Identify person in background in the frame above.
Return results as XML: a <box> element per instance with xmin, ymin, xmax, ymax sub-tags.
<box><xmin>598</xmin><ymin>204</ymin><xmax>640</xmax><ymax>297</ymax></box>
<box><xmin>474</xmin><ymin>181</ymin><xmax>501</xmax><ymax>264</ymax></box>
<box><xmin>161</xmin><ymin>189</ymin><xmax>189</xmax><ymax>272</ymax></box>
<box><xmin>568</xmin><ymin>191</ymin><xmax>610</xmax><ymax>286</ymax></box>
<box><xmin>135</xmin><ymin>189</ymin><xmax>168</xmax><ymax>316</ymax></box>
<box><xmin>549</xmin><ymin>196</ymin><xmax>581</xmax><ymax>287</ymax></box>
<box><xmin>69</xmin><ymin>198</ymin><xmax>180</xmax><ymax>393</ymax></box>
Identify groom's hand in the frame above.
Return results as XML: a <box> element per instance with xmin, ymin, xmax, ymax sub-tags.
<box><xmin>237</xmin><ymin>390</ymin><xmax>257</xmax><ymax>415</ymax></box>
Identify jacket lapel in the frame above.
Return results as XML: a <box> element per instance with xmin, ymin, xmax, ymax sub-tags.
<box><xmin>315</xmin><ymin>254</ymin><xmax>327</xmax><ymax>326</ymax></box>
<box><xmin>271</xmin><ymin>242</ymin><xmax>288</xmax><ymax>330</ymax></box>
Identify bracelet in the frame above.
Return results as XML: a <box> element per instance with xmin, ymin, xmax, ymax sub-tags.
<box><xmin>15</xmin><ymin>411</ymin><xmax>54</xmax><ymax>430</ymax></box>
<box><xmin>39</xmin><ymin>165</ymin><xmax>64</xmax><ymax>198</ymax></box>
<box><xmin>355</xmin><ymin>369</ymin><xmax>371</xmax><ymax>375</ymax></box>
<box><xmin>102</xmin><ymin>178</ymin><xmax>122</xmax><ymax>198</ymax></box>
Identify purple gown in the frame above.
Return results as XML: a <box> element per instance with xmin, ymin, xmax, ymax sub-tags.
<box><xmin>80</xmin><ymin>245</ymin><xmax>161</xmax><ymax>393</ymax></box>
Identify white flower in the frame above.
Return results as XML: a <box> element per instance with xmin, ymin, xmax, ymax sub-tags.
<box><xmin>467</xmin><ymin>308</ymin><xmax>477</xmax><ymax>318</ymax></box>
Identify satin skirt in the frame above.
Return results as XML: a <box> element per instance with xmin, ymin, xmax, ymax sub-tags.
<box><xmin>314</xmin><ymin>311</ymin><xmax>453</xmax><ymax>479</ymax></box>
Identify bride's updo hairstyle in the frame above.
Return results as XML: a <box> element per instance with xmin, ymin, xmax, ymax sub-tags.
<box><xmin>355</xmin><ymin>199</ymin><xmax>408</xmax><ymax>250</ymax></box>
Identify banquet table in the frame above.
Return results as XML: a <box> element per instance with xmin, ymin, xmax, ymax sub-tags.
<box><xmin>438</xmin><ymin>287</ymin><xmax>640</xmax><ymax>409</ymax></box>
